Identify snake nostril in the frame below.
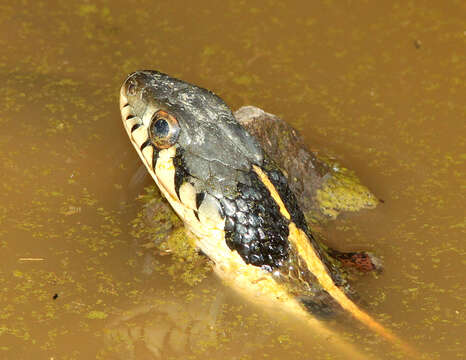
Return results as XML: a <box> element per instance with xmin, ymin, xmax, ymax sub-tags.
<box><xmin>127</xmin><ymin>78</ymin><xmax>138</xmax><ymax>96</ymax></box>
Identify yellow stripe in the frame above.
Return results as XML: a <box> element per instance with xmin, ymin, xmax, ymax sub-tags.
<box><xmin>253</xmin><ymin>165</ymin><xmax>290</xmax><ymax>219</ymax></box>
<box><xmin>289</xmin><ymin>224</ymin><xmax>398</xmax><ymax>342</ymax></box>
<box><xmin>253</xmin><ymin>164</ymin><xmax>419</xmax><ymax>358</ymax></box>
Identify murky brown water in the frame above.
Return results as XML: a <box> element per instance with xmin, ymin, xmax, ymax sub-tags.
<box><xmin>1</xmin><ymin>0</ymin><xmax>465</xmax><ymax>359</ymax></box>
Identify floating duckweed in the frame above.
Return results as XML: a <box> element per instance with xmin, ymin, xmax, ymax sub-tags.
<box><xmin>12</xmin><ymin>270</ymin><xmax>24</xmax><ymax>278</ymax></box>
<box><xmin>165</xmin><ymin>227</ymin><xmax>212</xmax><ymax>286</ymax></box>
<box><xmin>131</xmin><ymin>187</ymin><xmax>211</xmax><ymax>286</ymax></box>
<box><xmin>86</xmin><ymin>311</ymin><xmax>108</xmax><ymax>320</ymax></box>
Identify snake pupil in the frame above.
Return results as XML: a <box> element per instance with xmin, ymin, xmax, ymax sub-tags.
<box><xmin>153</xmin><ymin>118</ymin><xmax>169</xmax><ymax>137</ymax></box>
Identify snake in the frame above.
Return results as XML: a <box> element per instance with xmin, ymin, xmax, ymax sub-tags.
<box><xmin>119</xmin><ymin>70</ymin><xmax>417</xmax><ymax>357</ymax></box>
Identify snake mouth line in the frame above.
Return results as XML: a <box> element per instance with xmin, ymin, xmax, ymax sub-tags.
<box><xmin>120</xmin><ymin>86</ymin><xmax>157</xmax><ymax>184</ymax></box>
<box><xmin>120</xmin><ymin>89</ymin><xmax>139</xmax><ymax>128</ymax></box>
<box><xmin>120</xmin><ymin>85</ymin><xmax>196</xmax><ymax>216</ymax></box>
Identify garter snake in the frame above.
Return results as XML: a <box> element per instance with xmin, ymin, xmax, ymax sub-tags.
<box><xmin>119</xmin><ymin>70</ymin><xmax>416</xmax><ymax>356</ymax></box>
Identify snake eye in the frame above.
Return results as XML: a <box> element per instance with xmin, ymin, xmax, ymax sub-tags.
<box><xmin>149</xmin><ymin>110</ymin><xmax>180</xmax><ymax>149</ymax></box>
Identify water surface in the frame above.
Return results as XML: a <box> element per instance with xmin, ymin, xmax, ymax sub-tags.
<box><xmin>0</xmin><ymin>0</ymin><xmax>464</xmax><ymax>359</ymax></box>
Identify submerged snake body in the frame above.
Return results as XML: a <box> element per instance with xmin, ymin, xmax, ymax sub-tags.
<box><xmin>119</xmin><ymin>71</ymin><xmax>414</xmax><ymax>356</ymax></box>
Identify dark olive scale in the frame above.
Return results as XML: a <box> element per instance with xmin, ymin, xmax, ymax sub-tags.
<box><xmin>151</xmin><ymin>146</ymin><xmax>160</xmax><ymax>171</ymax></box>
<box><xmin>140</xmin><ymin>138</ymin><xmax>160</xmax><ymax>176</ymax></box>
<box><xmin>233</xmin><ymin>231</ymin><xmax>243</xmax><ymax>246</ymax></box>
<box><xmin>173</xmin><ymin>148</ymin><xmax>189</xmax><ymax>200</ymax></box>
<box><xmin>224</xmin><ymin>217</ymin><xmax>235</xmax><ymax>232</ymax></box>
<box><xmin>257</xmin><ymin>228</ymin><xmax>266</xmax><ymax>240</ymax></box>
<box><xmin>235</xmin><ymin>223</ymin><xmax>248</xmax><ymax>236</ymax></box>
<box><xmin>195</xmin><ymin>192</ymin><xmax>205</xmax><ymax>209</ymax></box>
<box><xmin>140</xmin><ymin>139</ymin><xmax>152</xmax><ymax>152</ymax></box>
<box><xmin>221</xmin><ymin>170</ymin><xmax>291</xmax><ymax>269</ymax></box>
<box><xmin>250</xmin><ymin>254</ymin><xmax>263</xmax><ymax>264</ymax></box>
<box><xmin>238</xmin><ymin>183</ymin><xmax>262</xmax><ymax>201</ymax></box>
<box><xmin>221</xmin><ymin>198</ymin><xmax>236</xmax><ymax>217</ymax></box>
<box><xmin>193</xmin><ymin>210</ymin><xmax>200</xmax><ymax>221</ymax></box>
<box><xmin>243</xmin><ymin>227</ymin><xmax>258</xmax><ymax>243</ymax></box>
<box><xmin>235</xmin><ymin>198</ymin><xmax>249</xmax><ymax>212</ymax></box>
<box><xmin>131</xmin><ymin>123</ymin><xmax>142</xmax><ymax>133</ymax></box>
<box><xmin>236</xmin><ymin>211</ymin><xmax>248</xmax><ymax>225</ymax></box>
<box><xmin>247</xmin><ymin>213</ymin><xmax>261</xmax><ymax>227</ymax></box>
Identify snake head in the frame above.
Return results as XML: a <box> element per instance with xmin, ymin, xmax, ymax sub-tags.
<box><xmin>120</xmin><ymin>70</ymin><xmax>263</xmax><ymax>197</ymax></box>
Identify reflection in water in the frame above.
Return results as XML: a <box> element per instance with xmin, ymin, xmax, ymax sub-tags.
<box><xmin>99</xmin><ymin>277</ymin><xmax>367</xmax><ymax>360</ymax></box>
<box><xmin>101</xmin><ymin>280</ymin><xmax>226</xmax><ymax>360</ymax></box>
<box><xmin>0</xmin><ymin>0</ymin><xmax>464</xmax><ymax>359</ymax></box>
